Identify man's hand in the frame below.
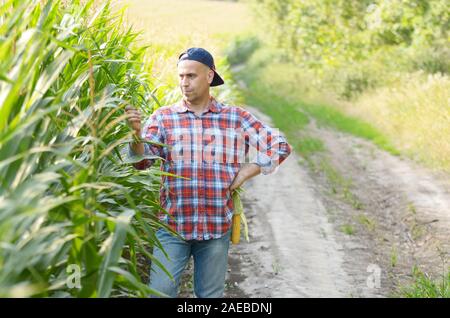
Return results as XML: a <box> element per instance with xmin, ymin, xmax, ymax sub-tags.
<box><xmin>229</xmin><ymin>163</ymin><xmax>261</xmax><ymax>191</ymax></box>
<box><xmin>125</xmin><ymin>105</ymin><xmax>142</xmax><ymax>136</ymax></box>
<box><xmin>125</xmin><ymin>105</ymin><xmax>144</xmax><ymax>155</ymax></box>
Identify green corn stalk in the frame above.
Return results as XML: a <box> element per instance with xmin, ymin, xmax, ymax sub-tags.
<box><xmin>0</xmin><ymin>0</ymin><xmax>176</xmax><ymax>297</ymax></box>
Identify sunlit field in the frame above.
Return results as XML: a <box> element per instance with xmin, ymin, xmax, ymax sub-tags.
<box><xmin>122</xmin><ymin>0</ymin><xmax>253</xmax><ymax>46</ymax></box>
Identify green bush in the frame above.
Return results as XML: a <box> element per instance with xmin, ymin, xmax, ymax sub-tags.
<box><xmin>250</xmin><ymin>0</ymin><xmax>449</xmax><ymax>95</ymax></box>
<box><xmin>411</xmin><ymin>45</ymin><xmax>450</xmax><ymax>75</ymax></box>
<box><xmin>225</xmin><ymin>34</ymin><xmax>260</xmax><ymax>65</ymax></box>
<box><xmin>341</xmin><ymin>72</ymin><xmax>372</xmax><ymax>100</ymax></box>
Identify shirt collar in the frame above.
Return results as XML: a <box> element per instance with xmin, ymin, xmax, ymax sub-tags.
<box><xmin>172</xmin><ymin>95</ymin><xmax>222</xmax><ymax>114</ymax></box>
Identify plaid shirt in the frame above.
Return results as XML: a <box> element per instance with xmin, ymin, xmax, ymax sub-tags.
<box><xmin>129</xmin><ymin>96</ymin><xmax>292</xmax><ymax>240</ymax></box>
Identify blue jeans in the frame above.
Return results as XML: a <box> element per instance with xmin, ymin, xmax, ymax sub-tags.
<box><xmin>149</xmin><ymin>228</ymin><xmax>231</xmax><ymax>298</ymax></box>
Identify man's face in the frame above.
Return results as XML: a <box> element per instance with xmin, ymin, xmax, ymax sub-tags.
<box><xmin>177</xmin><ymin>60</ymin><xmax>214</xmax><ymax>103</ymax></box>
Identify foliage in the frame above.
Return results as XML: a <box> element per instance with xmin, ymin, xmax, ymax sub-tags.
<box><xmin>250</xmin><ymin>0</ymin><xmax>449</xmax><ymax>99</ymax></box>
<box><xmin>0</xmin><ymin>0</ymin><xmax>174</xmax><ymax>297</ymax></box>
<box><xmin>225</xmin><ymin>34</ymin><xmax>260</xmax><ymax>65</ymax></box>
<box><xmin>399</xmin><ymin>267</ymin><xmax>449</xmax><ymax>298</ymax></box>
<box><xmin>253</xmin><ymin>0</ymin><xmax>449</xmax><ymax>69</ymax></box>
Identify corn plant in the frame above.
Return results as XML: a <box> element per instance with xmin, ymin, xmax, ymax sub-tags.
<box><xmin>0</xmin><ymin>0</ymin><xmax>174</xmax><ymax>297</ymax></box>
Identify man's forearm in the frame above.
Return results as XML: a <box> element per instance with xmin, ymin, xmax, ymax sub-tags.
<box><xmin>239</xmin><ymin>163</ymin><xmax>261</xmax><ymax>181</ymax></box>
<box><xmin>230</xmin><ymin>163</ymin><xmax>261</xmax><ymax>191</ymax></box>
<box><xmin>130</xmin><ymin>130</ymin><xmax>144</xmax><ymax>155</ymax></box>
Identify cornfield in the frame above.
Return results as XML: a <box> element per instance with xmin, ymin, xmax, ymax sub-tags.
<box><xmin>0</xmin><ymin>0</ymin><xmax>176</xmax><ymax>297</ymax></box>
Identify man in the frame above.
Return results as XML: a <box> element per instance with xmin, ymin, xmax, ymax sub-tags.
<box><xmin>126</xmin><ymin>47</ymin><xmax>291</xmax><ymax>298</ymax></box>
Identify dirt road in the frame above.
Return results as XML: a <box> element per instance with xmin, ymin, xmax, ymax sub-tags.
<box><xmin>223</xmin><ymin>106</ymin><xmax>449</xmax><ymax>298</ymax></box>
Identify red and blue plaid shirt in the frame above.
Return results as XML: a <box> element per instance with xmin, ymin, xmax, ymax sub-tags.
<box><xmin>129</xmin><ymin>96</ymin><xmax>292</xmax><ymax>240</ymax></box>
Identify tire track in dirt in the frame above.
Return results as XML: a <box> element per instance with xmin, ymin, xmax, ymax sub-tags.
<box><xmin>226</xmin><ymin>106</ymin><xmax>449</xmax><ymax>298</ymax></box>
<box><xmin>306</xmin><ymin>120</ymin><xmax>450</xmax><ymax>294</ymax></box>
<box><xmin>227</xmin><ymin>107</ymin><xmax>374</xmax><ymax>297</ymax></box>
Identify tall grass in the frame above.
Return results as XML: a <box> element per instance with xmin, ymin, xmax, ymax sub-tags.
<box><xmin>398</xmin><ymin>267</ymin><xmax>449</xmax><ymax>298</ymax></box>
<box><xmin>121</xmin><ymin>0</ymin><xmax>253</xmax><ymax>48</ymax></box>
<box><xmin>0</xmin><ymin>0</ymin><xmax>174</xmax><ymax>297</ymax></box>
<box><xmin>339</xmin><ymin>72</ymin><xmax>450</xmax><ymax>171</ymax></box>
<box><xmin>231</xmin><ymin>41</ymin><xmax>450</xmax><ymax>171</ymax></box>
<box><xmin>232</xmin><ymin>45</ymin><xmax>398</xmax><ymax>157</ymax></box>
<box><xmin>239</xmin><ymin>0</ymin><xmax>450</xmax><ymax>172</ymax></box>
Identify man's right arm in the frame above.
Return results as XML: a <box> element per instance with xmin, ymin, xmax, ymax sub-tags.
<box><xmin>130</xmin><ymin>137</ymin><xmax>145</xmax><ymax>156</ymax></box>
<box><xmin>125</xmin><ymin>105</ymin><xmax>164</xmax><ymax>170</ymax></box>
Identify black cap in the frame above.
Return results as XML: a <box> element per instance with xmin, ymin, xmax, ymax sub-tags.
<box><xmin>178</xmin><ymin>47</ymin><xmax>225</xmax><ymax>87</ymax></box>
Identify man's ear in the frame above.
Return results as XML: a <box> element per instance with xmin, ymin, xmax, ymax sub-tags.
<box><xmin>208</xmin><ymin>69</ymin><xmax>214</xmax><ymax>85</ymax></box>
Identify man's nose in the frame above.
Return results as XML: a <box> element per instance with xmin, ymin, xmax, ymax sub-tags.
<box><xmin>181</xmin><ymin>77</ymin><xmax>189</xmax><ymax>86</ymax></box>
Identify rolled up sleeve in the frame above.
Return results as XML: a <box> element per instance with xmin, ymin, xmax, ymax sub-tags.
<box><xmin>239</xmin><ymin>108</ymin><xmax>292</xmax><ymax>175</ymax></box>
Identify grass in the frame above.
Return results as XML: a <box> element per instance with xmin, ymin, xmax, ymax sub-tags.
<box><xmin>411</xmin><ymin>223</ymin><xmax>426</xmax><ymax>241</ymax></box>
<box><xmin>294</xmin><ymin>136</ymin><xmax>325</xmax><ymax>159</ymax></box>
<box><xmin>391</xmin><ymin>246</ymin><xmax>398</xmax><ymax>268</ymax></box>
<box><xmin>237</xmin><ymin>42</ymin><xmax>449</xmax><ymax>172</ymax></box>
<box><xmin>398</xmin><ymin>267</ymin><xmax>450</xmax><ymax>298</ymax></box>
<box><xmin>408</xmin><ymin>202</ymin><xmax>417</xmax><ymax>215</ymax></box>
<box><xmin>121</xmin><ymin>0</ymin><xmax>253</xmax><ymax>47</ymax></box>
<box><xmin>356</xmin><ymin>214</ymin><xmax>376</xmax><ymax>232</ymax></box>
<box><xmin>340</xmin><ymin>224</ymin><xmax>356</xmax><ymax>236</ymax></box>
<box><xmin>247</xmin><ymin>0</ymin><xmax>450</xmax><ymax>172</ymax></box>
<box><xmin>234</xmin><ymin>71</ymin><xmax>314</xmax><ymax>158</ymax></box>
<box><xmin>302</xmin><ymin>103</ymin><xmax>400</xmax><ymax>156</ymax></box>
<box><xmin>314</xmin><ymin>159</ymin><xmax>364</xmax><ymax>210</ymax></box>
<box><xmin>340</xmin><ymin>72</ymin><xmax>450</xmax><ymax>172</ymax></box>
<box><xmin>234</xmin><ymin>45</ymin><xmax>400</xmax><ymax>157</ymax></box>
